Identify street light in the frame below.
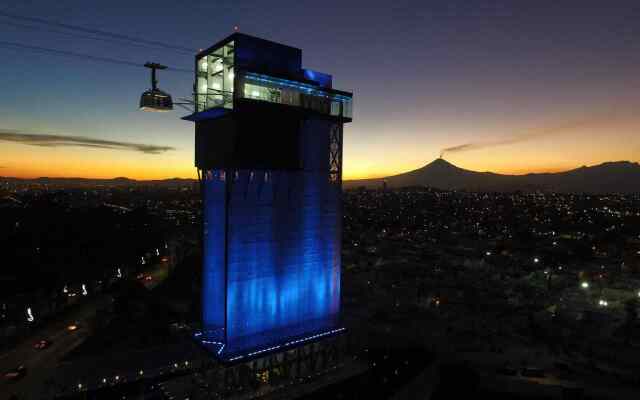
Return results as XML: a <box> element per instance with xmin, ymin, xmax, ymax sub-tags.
<box><xmin>26</xmin><ymin>307</ymin><xmax>34</xmax><ymax>322</ymax></box>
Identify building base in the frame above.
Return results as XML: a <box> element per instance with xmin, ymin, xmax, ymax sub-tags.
<box><xmin>194</xmin><ymin>327</ymin><xmax>346</xmax><ymax>363</ymax></box>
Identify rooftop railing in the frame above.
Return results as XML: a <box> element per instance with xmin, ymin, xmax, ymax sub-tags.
<box><xmin>194</xmin><ymin>73</ymin><xmax>352</xmax><ymax>119</ymax></box>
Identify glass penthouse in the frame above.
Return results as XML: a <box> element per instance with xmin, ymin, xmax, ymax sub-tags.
<box><xmin>184</xmin><ymin>33</ymin><xmax>353</xmax><ymax>361</ymax></box>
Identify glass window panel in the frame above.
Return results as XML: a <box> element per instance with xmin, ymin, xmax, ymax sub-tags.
<box><xmin>196</xmin><ymin>41</ymin><xmax>235</xmax><ymax>111</ymax></box>
<box><xmin>239</xmin><ymin>73</ymin><xmax>352</xmax><ymax>118</ymax></box>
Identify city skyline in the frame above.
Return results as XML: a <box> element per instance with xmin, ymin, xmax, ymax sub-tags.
<box><xmin>2</xmin><ymin>0</ymin><xmax>640</xmax><ymax>180</ymax></box>
<box><xmin>4</xmin><ymin>4</ymin><xmax>640</xmax><ymax>397</ymax></box>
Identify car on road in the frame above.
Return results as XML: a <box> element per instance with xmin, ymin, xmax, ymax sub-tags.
<box><xmin>67</xmin><ymin>323</ymin><xmax>80</xmax><ymax>332</ymax></box>
<box><xmin>4</xmin><ymin>365</ymin><xmax>27</xmax><ymax>381</ymax></box>
<box><xmin>33</xmin><ymin>339</ymin><xmax>52</xmax><ymax>350</ymax></box>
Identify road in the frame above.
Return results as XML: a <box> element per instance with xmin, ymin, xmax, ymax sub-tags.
<box><xmin>0</xmin><ymin>295</ymin><xmax>112</xmax><ymax>400</ymax></box>
<box><xmin>0</xmin><ymin>251</ymin><xmax>177</xmax><ymax>400</ymax></box>
<box><xmin>139</xmin><ymin>256</ymin><xmax>172</xmax><ymax>290</ymax></box>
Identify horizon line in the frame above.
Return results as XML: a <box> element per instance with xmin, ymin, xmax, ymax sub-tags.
<box><xmin>1</xmin><ymin>159</ymin><xmax>637</xmax><ymax>182</ymax></box>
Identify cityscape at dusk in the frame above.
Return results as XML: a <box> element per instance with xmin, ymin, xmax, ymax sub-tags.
<box><xmin>2</xmin><ymin>1</ymin><xmax>640</xmax><ymax>400</ymax></box>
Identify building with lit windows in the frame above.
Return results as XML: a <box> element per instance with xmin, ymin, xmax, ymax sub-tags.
<box><xmin>184</xmin><ymin>33</ymin><xmax>353</xmax><ymax>361</ymax></box>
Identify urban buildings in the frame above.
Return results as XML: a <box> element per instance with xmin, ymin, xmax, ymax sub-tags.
<box><xmin>184</xmin><ymin>33</ymin><xmax>353</xmax><ymax>360</ymax></box>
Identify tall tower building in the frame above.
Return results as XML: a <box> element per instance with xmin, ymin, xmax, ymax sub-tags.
<box><xmin>184</xmin><ymin>33</ymin><xmax>353</xmax><ymax>361</ymax></box>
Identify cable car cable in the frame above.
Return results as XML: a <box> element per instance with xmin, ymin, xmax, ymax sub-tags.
<box><xmin>1</xmin><ymin>19</ymin><xmax>193</xmax><ymax>54</ymax></box>
<box><xmin>0</xmin><ymin>11</ymin><xmax>196</xmax><ymax>54</ymax></box>
<box><xmin>0</xmin><ymin>40</ymin><xmax>192</xmax><ymax>73</ymax></box>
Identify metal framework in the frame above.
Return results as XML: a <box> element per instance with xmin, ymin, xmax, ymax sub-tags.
<box><xmin>203</xmin><ymin>334</ymin><xmax>348</xmax><ymax>397</ymax></box>
<box><xmin>329</xmin><ymin>123</ymin><xmax>343</xmax><ymax>184</ymax></box>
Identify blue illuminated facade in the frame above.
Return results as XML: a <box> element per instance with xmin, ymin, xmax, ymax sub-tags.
<box><xmin>185</xmin><ymin>33</ymin><xmax>352</xmax><ymax>361</ymax></box>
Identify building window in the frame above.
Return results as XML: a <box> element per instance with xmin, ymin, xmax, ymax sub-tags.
<box><xmin>241</xmin><ymin>73</ymin><xmax>351</xmax><ymax>118</ymax></box>
<box><xmin>196</xmin><ymin>41</ymin><xmax>234</xmax><ymax>112</ymax></box>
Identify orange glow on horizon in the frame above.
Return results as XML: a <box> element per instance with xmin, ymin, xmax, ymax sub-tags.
<box><xmin>1</xmin><ymin>123</ymin><xmax>638</xmax><ymax>181</ymax></box>
<box><xmin>1</xmin><ymin>165</ymin><xmax>198</xmax><ymax>181</ymax></box>
<box><xmin>0</xmin><ymin>142</ymin><xmax>197</xmax><ymax>181</ymax></box>
<box><xmin>342</xmin><ymin>163</ymin><xmax>588</xmax><ymax>181</ymax></box>
<box><xmin>2</xmin><ymin>157</ymin><xmax>635</xmax><ymax>181</ymax></box>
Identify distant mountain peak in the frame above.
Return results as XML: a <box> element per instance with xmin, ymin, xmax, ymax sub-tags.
<box><xmin>418</xmin><ymin>157</ymin><xmax>464</xmax><ymax>173</ymax></box>
<box><xmin>345</xmin><ymin>159</ymin><xmax>640</xmax><ymax>193</ymax></box>
<box><xmin>428</xmin><ymin>157</ymin><xmax>455</xmax><ymax>167</ymax></box>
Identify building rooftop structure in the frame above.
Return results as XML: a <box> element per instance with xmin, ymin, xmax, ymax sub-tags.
<box><xmin>184</xmin><ymin>32</ymin><xmax>352</xmax><ymax>123</ymax></box>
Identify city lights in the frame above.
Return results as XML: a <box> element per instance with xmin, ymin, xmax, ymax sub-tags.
<box><xmin>2</xmin><ymin>19</ymin><xmax>639</xmax><ymax>399</ymax></box>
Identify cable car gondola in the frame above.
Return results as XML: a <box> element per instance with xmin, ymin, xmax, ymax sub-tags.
<box><xmin>139</xmin><ymin>62</ymin><xmax>173</xmax><ymax>111</ymax></box>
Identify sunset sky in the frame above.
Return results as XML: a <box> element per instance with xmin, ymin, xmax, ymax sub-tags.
<box><xmin>1</xmin><ymin>0</ymin><xmax>639</xmax><ymax>180</ymax></box>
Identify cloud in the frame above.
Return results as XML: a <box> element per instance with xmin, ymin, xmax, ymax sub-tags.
<box><xmin>0</xmin><ymin>130</ymin><xmax>175</xmax><ymax>154</ymax></box>
<box><xmin>439</xmin><ymin>113</ymin><xmax>614</xmax><ymax>158</ymax></box>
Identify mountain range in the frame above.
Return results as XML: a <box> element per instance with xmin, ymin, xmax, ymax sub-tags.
<box><xmin>343</xmin><ymin>159</ymin><xmax>640</xmax><ymax>193</ymax></box>
<box><xmin>3</xmin><ymin>159</ymin><xmax>640</xmax><ymax>193</ymax></box>
<box><xmin>0</xmin><ymin>176</ymin><xmax>195</xmax><ymax>188</ymax></box>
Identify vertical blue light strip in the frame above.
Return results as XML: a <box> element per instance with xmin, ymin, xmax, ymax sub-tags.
<box><xmin>201</xmin><ymin>119</ymin><xmax>342</xmax><ymax>358</ymax></box>
<box><xmin>202</xmin><ymin>170</ymin><xmax>226</xmax><ymax>342</ymax></box>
